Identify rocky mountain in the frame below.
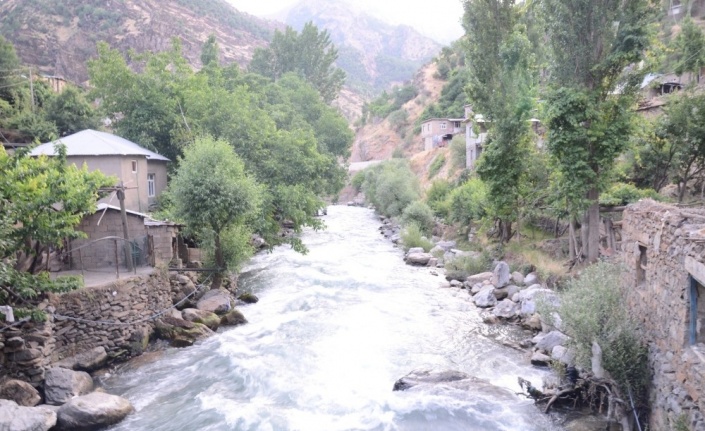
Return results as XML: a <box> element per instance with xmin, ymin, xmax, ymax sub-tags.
<box><xmin>0</xmin><ymin>0</ymin><xmax>279</xmax><ymax>84</ymax></box>
<box><xmin>280</xmin><ymin>0</ymin><xmax>443</xmax><ymax>95</ymax></box>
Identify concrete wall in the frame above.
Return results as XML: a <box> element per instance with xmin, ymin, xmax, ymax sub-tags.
<box><xmin>621</xmin><ymin>200</ymin><xmax>705</xmax><ymax>430</ymax></box>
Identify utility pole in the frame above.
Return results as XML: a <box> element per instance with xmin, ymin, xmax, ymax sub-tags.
<box><xmin>28</xmin><ymin>67</ymin><xmax>35</xmax><ymax>113</ymax></box>
<box><xmin>117</xmin><ymin>182</ymin><xmax>134</xmax><ymax>271</ymax></box>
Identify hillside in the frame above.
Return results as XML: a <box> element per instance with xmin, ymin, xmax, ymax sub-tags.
<box><xmin>281</xmin><ymin>0</ymin><xmax>443</xmax><ymax>96</ymax></box>
<box><xmin>0</xmin><ymin>0</ymin><xmax>278</xmax><ymax>84</ymax></box>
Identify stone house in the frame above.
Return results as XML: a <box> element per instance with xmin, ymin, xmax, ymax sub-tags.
<box><xmin>421</xmin><ymin>117</ymin><xmax>464</xmax><ymax>151</ymax></box>
<box><xmin>621</xmin><ymin>200</ymin><xmax>705</xmax><ymax>430</ymax></box>
<box><xmin>68</xmin><ymin>204</ymin><xmax>179</xmax><ymax>270</ymax></box>
<box><xmin>463</xmin><ymin>105</ymin><xmax>489</xmax><ymax>170</ymax></box>
<box><xmin>30</xmin><ymin>129</ymin><xmax>170</xmax><ymax>213</ymax></box>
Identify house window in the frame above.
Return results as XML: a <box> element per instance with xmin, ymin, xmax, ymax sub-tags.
<box><xmin>636</xmin><ymin>245</ymin><xmax>647</xmax><ymax>287</ymax></box>
<box><xmin>147</xmin><ymin>173</ymin><xmax>156</xmax><ymax>198</ymax></box>
<box><xmin>131</xmin><ymin>160</ymin><xmax>137</xmax><ymax>173</ymax></box>
<box><xmin>440</xmin><ymin>122</ymin><xmax>447</xmax><ymax>130</ymax></box>
<box><xmin>689</xmin><ymin>276</ymin><xmax>705</xmax><ymax>345</ymax></box>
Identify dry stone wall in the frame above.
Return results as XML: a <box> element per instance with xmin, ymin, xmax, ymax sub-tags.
<box><xmin>621</xmin><ymin>200</ymin><xmax>705</xmax><ymax>431</ymax></box>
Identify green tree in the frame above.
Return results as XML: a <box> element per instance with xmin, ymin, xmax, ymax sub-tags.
<box><xmin>542</xmin><ymin>0</ymin><xmax>654</xmax><ymax>262</ymax></box>
<box><xmin>200</xmin><ymin>34</ymin><xmax>220</xmax><ymax>67</ymax></box>
<box><xmin>170</xmin><ymin>136</ymin><xmax>262</xmax><ymax>289</ymax></box>
<box><xmin>46</xmin><ymin>86</ymin><xmax>100</xmax><ymax>136</ymax></box>
<box><xmin>0</xmin><ymin>35</ymin><xmax>21</xmax><ymax>102</ymax></box>
<box><xmin>673</xmin><ymin>17</ymin><xmax>705</xmax><ymax>81</ymax></box>
<box><xmin>249</xmin><ymin>22</ymin><xmax>346</xmax><ymax>103</ymax></box>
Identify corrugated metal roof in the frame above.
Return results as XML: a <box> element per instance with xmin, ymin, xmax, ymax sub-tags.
<box><xmin>31</xmin><ymin>129</ymin><xmax>170</xmax><ymax>162</ymax></box>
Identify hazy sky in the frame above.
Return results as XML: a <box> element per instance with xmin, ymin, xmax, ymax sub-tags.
<box><xmin>228</xmin><ymin>0</ymin><xmax>465</xmax><ymax>44</ymax></box>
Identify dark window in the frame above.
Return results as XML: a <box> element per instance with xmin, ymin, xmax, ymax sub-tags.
<box><xmin>689</xmin><ymin>276</ymin><xmax>705</xmax><ymax>345</ymax></box>
<box><xmin>637</xmin><ymin>245</ymin><xmax>647</xmax><ymax>287</ymax></box>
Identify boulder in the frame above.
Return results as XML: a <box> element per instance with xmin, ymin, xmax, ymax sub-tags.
<box><xmin>536</xmin><ymin>330</ymin><xmax>570</xmax><ymax>353</ymax></box>
<box><xmin>530</xmin><ymin>352</ymin><xmax>552</xmax><ymax>366</ymax></box>
<box><xmin>181</xmin><ymin>308</ymin><xmax>220</xmax><ymax>331</ymax></box>
<box><xmin>392</xmin><ymin>370</ymin><xmax>516</xmax><ymax>400</ymax></box>
<box><xmin>404</xmin><ymin>253</ymin><xmax>433</xmax><ymax>266</ymax></box>
<box><xmin>44</xmin><ymin>368</ymin><xmax>93</xmax><ymax>406</ymax></box>
<box><xmin>406</xmin><ymin>247</ymin><xmax>425</xmax><ymax>255</ymax></box>
<box><xmin>551</xmin><ymin>345</ymin><xmax>575</xmax><ymax>365</ymax></box>
<box><xmin>54</xmin><ymin>347</ymin><xmax>108</xmax><ymax>372</ymax></box>
<box><xmin>465</xmin><ymin>272</ymin><xmax>494</xmax><ymax>285</ymax></box>
<box><xmin>470</xmin><ymin>283</ymin><xmax>485</xmax><ymax>294</ymax></box>
<box><xmin>56</xmin><ymin>392</ymin><xmax>133</xmax><ymax>431</ymax></box>
<box><xmin>473</xmin><ymin>287</ymin><xmax>497</xmax><ymax>308</ymax></box>
<box><xmin>434</xmin><ymin>241</ymin><xmax>457</xmax><ymax>252</ymax></box>
<box><xmin>220</xmin><ymin>309</ymin><xmax>248</xmax><ymax>326</ymax></box>
<box><xmin>524</xmin><ymin>272</ymin><xmax>539</xmax><ymax>286</ymax></box>
<box><xmin>449</xmin><ymin>280</ymin><xmax>463</xmax><ymax>288</ymax></box>
<box><xmin>492</xmin><ymin>261</ymin><xmax>511</xmax><ymax>288</ymax></box>
<box><xmin>493</xmin><ymin>284</ymin><xmax>519</xmax><ymax>300</ymax></box>
<box><xmin>516</xmin><ymin>286</ymin><xmax>560</xmax><ymax>317</ymax></box>
<box><xmin>511</xmin><ymin>271</ymin><xmax>525</xmax><ymax>285</ymax></box>
<box><xmin>237</xmin><ymin>292</ymin><xmax>259</xmax><ymax>304</ymax></box>
<box><xmin>154</xmin><ymin>316</ymin><xmax>214</xmax><ymax>348</ymax></box>
<box><xmin>493</xmin><ymin>299</ymin><xmax>519</xmax><ymax>319</ymax></box>
<box><xmin>427</xmin><ymin>258</ymin><xmax>438</xmax><ymax>268</ymax></box>
<box><xmin>522</xmin><ymin>314</ymin><xmax>543</xmax><ymax>331</ymax></box>
<box><xmin>0</xmin><ymin>379</ymin><xmax>41</xmax><ymax>407</ymax></box>
<box><xmin>0</xmin><ymin>400</ymin><xmax>56</xmax><ymax>431</ymax></box>
<box><xmin>196</xmin><ymin>289</ymin><xmax>232</xmax><ymax>315</ymax></box>
<box><xmin>393</xmin><ymin>370</ymin><xmax>470</xmax><ymax>391</ymax></box>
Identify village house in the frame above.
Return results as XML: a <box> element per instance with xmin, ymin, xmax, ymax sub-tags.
<box><xmin>30</xmin><ymin>129</ymin><xmax>169</xmax><ymax>213</ymax></box>
<box><xmin>620</xmin><ymin>200</ymin><xmax>705</xmax><ymax>430</ymax></box>
<box><xmin>420</xmin><ymin>117</ymin><xmax>464</xmax><ymax>151</ymax></box>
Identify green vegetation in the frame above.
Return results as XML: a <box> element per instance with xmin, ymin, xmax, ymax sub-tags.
<box><xmin>361</xmin><ymin>84</ymin><xmax>418</xmax><ymax>125</ymax></box>
<box><xmin>444</xmin><ymin>252</ymin><xmax>492</xmax><ymax>281</ymax></box>
<box><xmin>427</xmin><ymin>154</ymin><xmax>446</xmax><ymax>179</ymax></box>
<box><xmin>400</xmin><ymin>223</ymin><xmax>434</xmax><ymax>252</ymax></box>
<box><xmin>449</xmin><ymin>135</ymin><xmax>467</xmax><ymax>170</ymax></box>
<box><xmin>359</xmin><ymin>160</ymin><xmax>420</xmax><ymax>218</ymax></box>
<box><xmin>401</xmin><ymin>201</ymin><xmax>435</xmax><ymax>236</ymax></box>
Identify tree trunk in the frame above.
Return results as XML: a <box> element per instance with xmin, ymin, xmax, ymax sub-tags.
<box><xmin>569</xmin><ymin>218</ymin><xmax>577</xmax><ymax>261</ymax></box>
<box><xmin>500</xmin><ymin>220</ymin><xmax>513</xmax><ymax>244</ymax></box>
<box><xmin>586</xmin><ymin>187</ymin><xmax>600</xmax><ymax>263</ymax></box>
<box><xmin>211</xmin><ymin>232</ymin><xmax>224</xmax><ymax>289</ymax></box>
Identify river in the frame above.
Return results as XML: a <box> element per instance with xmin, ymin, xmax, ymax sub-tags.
<box><xmin>102</xmin><ymin>205</ymin><xmax>563</xmax><ymax>431</ymax></box>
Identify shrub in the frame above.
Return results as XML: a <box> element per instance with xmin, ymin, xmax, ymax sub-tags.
<box><xmin>426</xmin><ymin>179</ymin><xmax>452</xmax><ymax>219</ymax></box>
<box><xmin>600</xmin><ymin>182</ymin><xmax>660</xmax><ymax>206</ymax></box>
<box><xmin>447</xmin><ymin>178</ymin><xmax>487</xmax><ymax>225</ymax></box>
<box><xmin>391</xmin><ymin>146</ymin><xmax>404</xmax><ymax>159</ymax></box>
<box><xmin>388</xmin><ymin>109</ymin><xmax>408</xmax><ymax>131</ymax></box>
<box><xmin>542</xmin><ymin>262</ymin><xmax>650</xmax><ymax>408</ymax></box>
<box><xmin>351</xmin><ymin>171</ymin><xmax>365</xmax><ymax>192</ymax></box>
<box><xmin>449</xmin><ymin>134</ymin><xmax>466</xmax><ymax>170</ymax></box>
<box><xmin>361</xmin><ymin>160</ymin><xmax>420</xmax><ymax>217</ymax></box>
<box><xmin>444</xmin><ymin>252</ymin><xmax>492</xmax><ymax>280</ymax></box>
<box><xmin>401</xmin><ymin>200</ymin><xmax>435</xmax><ymax>235</ymax></box>
<box><xmin>401</xmin><ymin>223</ymin><xmax>433</xmax><ymax>252</ymax></box>
<box><xmin>428</xmin><ymin>154</ymin><xmax>446</xmax><ymax>179</ymax></box>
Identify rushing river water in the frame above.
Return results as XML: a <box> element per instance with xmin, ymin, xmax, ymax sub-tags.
<box><xmin>103</xmin><ymin>206</ymin><xmax>564</xmax><ymax>431</ymax></box>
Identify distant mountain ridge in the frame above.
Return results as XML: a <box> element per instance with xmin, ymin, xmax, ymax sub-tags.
<box><xmin>281</xmin><ymin>0</ymin><xmax>443</xmax><ymax>94</ymax></box>
<box><xmin>0</xmin><ymin>0</ymin><xmax>278</xmax><ymax>84</ymax></box>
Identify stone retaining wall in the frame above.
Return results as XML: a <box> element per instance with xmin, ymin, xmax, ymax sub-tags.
<box><xmin>0</xmin><ymin>269</ymin><xmax>187</xmax><ymax>385</ymax></box>
<box><xmin>621</xmin><ymin>200</ymin><xmax>705</xmax><ymax>431</ymax></box>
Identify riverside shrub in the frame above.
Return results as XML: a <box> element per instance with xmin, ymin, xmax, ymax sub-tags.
<box><xmin>426</xmin><ymin>179</ymin><xmax>452</xmax><ymax>219</ymax></box>
<box><xmin>401</xmin><ymin>223</ymin><xmax>433</xmax><ymax>252</ymax></box>
<box><xmin>447</xmin><ymin>177</ymin><xmax>487</xmax><ymax>225</ymax></box>
<box><xmin>401</xmin><ymin>201</ymin><xmax>435</xmax><ymax>235</ymax></box>
<box><xmin>361</xmin><ymin>160</ymin><xmax>420</xmax><ymax>217</ymax></box>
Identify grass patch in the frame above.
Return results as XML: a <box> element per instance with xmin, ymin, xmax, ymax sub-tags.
<box><xmin>401</xmin><ymin>223</ymin><xmax>433</xmax><ymax>252</ymax></box>
<box><xmin>427</xmin><ymin>154</ymin><xmax>446</xmax><ymax>179</ymax></box>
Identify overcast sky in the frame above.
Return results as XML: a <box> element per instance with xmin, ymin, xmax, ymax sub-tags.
<box><xmin>228</xmin><ymin>0</ymin><xmax>465</xmax><ymax>44</ymax></box>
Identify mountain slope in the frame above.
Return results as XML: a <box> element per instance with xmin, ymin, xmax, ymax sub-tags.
<box><xmin>282</xmin><ymin>0</ymin><xmax>443</xmax><ymax>95</ymax></box>
<box><xmin>0</xmin><ymin>0</ymin><xmax>278</xmax><ymax>84</ymax></box>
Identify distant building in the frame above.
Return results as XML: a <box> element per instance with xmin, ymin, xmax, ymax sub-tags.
<box><xmin>420</xmin><ymin>117</ymin><xmax>464</xmax><ymax>151</ymax></box>
<box><xmin>30</xmin><ymin>129</ymin><xmax>169</xmax><ymax>213</ymax></box>
<box><xmin>463</xmin><ymin>105</ymin><xmax>489</xmax><ymax>170</ymax></box>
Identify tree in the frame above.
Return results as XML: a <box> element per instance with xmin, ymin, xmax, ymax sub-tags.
<box><xmin>542</xmin><ymin>0</ymin><xmax>654</xmax><ymax>262</ymax></box>
<box><xmin>463</xmin><ymin>0</ymin><xmax>535</xmax><ymax>243</ymax></box>
<box><xmin>0</xmin><ymin>145</ymin><xmax>113</xmax><ymax>317</ymax></box>
<box><xmin>673</xmin><ymin>17</ymin><xmax>705</xmax><ymax>82</ymax></box>
<box><xmin>170</xmin><ymin>136</ymin><xmax>262</xmax><ymax>289</ymax></box>
<box><xmin>0</xmin><ymin>35</ymin><xmax>21</xmax><ymax>102</ymax></box>
<box><xmin>249</xmin><ymin>22</ymin><xmax>346</xmax><ymax>103</ymax></box>
<box><xmin>200</xmin><ymin>34</ymin><xmax>220</xmax><ymax>67</ymax></box>
<box><xmin>658</xmin><ymin>92</ymin><xmax>705</xmax><ymax>202</ymax></box>
<box><xmin>46</xmin><ymin>86</ymin><xmax>100</xmax><ymax>136</ymax></box>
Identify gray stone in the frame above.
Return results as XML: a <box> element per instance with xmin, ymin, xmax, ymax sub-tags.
<box><xmin>551</xmin><ymin>345</ymin><xmax>575</xmax><ymax>365</ymax></box>
<box><xmin>154</xmin><ymin>316</ymin><xmax>214</xmax><ymax>347</ymax></box>
<box><xmin>181</xmin><ymin>308</ymin><xmax>220</xmax><ymax>331</ymax></box>
<box><xmin>404</xmin><ymin>252</ymin><xmax>433</xmax><ymax>266</ymax></box>
<box><xmin>522</xmin><ymin>314</ymin><xmax>543</xmax><ymax>331</ymax></box>
<box><xmin>392</xmin><ymin>370</ymin><xmax>516</xmax><ymax>400</ymax></box>
<box><xmin>471</xmin><ymin>283</ymin><xmax>484</xmax><ymax>294</ymax></box>
<box><xmin>511</xmin><ymin>271</ymin><xmax>525</xmax><ymax>285</ymax></box>
<box><xmin>466</xmin><ymin>272</ymin><xmax>494</xmax><ymax>285</ymax></box>
<box><xmin>474</xmin><ymin>288</ymin><xmax>497</xmax><ymax>308</ymax></box>
<box><xmin>536</xmin><ymin>330</ymin><xmax>570</xmax><ymax>353</ymax></box>
<box><xmin>0</xmin><ymin>400</ymin><xmax>56</xmax><ymax>431</ymax></box>
<box><xmin>494</xmin><ymin>284</ymin><xmax>519</xmax><ymax>300</ymax></box>
<box><xmin>44</xmin><ymin>368</ymin><xmax>93</xmax><ymax>406</ymax></box>
<box><xmin>196</xmin><ymin>289</ymin><xmax>232</xmax><ymax>315</ymax></box>
<box><xmin>0</xmin><ymin>379</ymin><xmax>41</xmax><ymax>407</ymax></box>
<box><xmin>427</xmin><ymin>258</ymin><xmax>438</xmax><ymax>268</ymax></box>
<box><xmin>406</xmin><ymin>247</ymin><xmax>425</xmax><ymax>255</ymax></box>
<box><xmin>220</xmin><ymin>309</ymin><xmax>248</xmax><ymax>326</ymax></box>
<box><xmin>530</xmin><ymin>352</ymin><xmax>551</xmax><ymax>366</ymax></box>
<box><xmin>435</xmin><ymin>241</ymin><xmax>457</xmax><ymax>252</ymax></box>
<box><xmin>176</xmin><ymin>275</ymin><xmax>189</xmax><ymax>285</ymax></box>
<box><xmin>492</xmin><ymin>261</ymin><xmax>511</xmax><ymax>288</ymax></box>
<box><xmin>55</xmin><ymin>347</ymin><xmax>108</xmax><ymax>372</ymax></box>
<box><xmin>524</xmin><ymin>272</ymin><xmax>539</xmax><ymax>286</ymax></box>
<box><xmin>56</xmin><ymin>392</ymin><xmax>133</xmax><ymax>431</ymax></box>
<box><xmin>493</xmin><ymin>299</ymin><xmax>519</xmax><ymax>319</ymax></box>
<box><xmin>449</xmin><ymin>280</ymin><xmax>462</xmax><ymax>288</ymax></box>
<box><xmin>237</xmin><ymin>292</ymin><xmax>259</xmax><ymax>304</ymax></box>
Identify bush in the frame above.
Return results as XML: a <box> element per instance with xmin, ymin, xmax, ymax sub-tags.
<box><xmin>388</xmin><ymin>109</ymin><xmax>408</xmax><ymax>131</ymax></box>
<box><xmin>600</xmin><ymin>182</ymin><xmax>660</xmax><ymax>206</ymax></box>
<box><xmin>447</xmin><ymin>178</ymin><xmax>487</xmax><ymax>225</ymax></box>
<box><xmin>449</xmin><ymin>134</ymin><xmax>466</xmax><ymax>170</ymax></box>
<box><xmin>542</xmin><ymin>262</ymin><xmax>650</xmax><ymax>408</ymax></box>
<box><xmin>444</xmin><ymin>252</ymin><xmax>492</xmax><ymax>280</ymax></box>
<box><xmin>426</xmin><ymin>179</ymin><xmax>452</xmax><ymax>218</ymax></box>
<box><xmin>361</xmin><ymin>160</ymin><xmax>420</xmax><ymax>217</ymax></box>
<box><xmin>391</xmin><ymin>146</ymin><xmax>404</xmax><ymax>159</ymax></box>
<box><xmin>428</xmin><ymin>154</ymin><xmax>446</xmax><ymax>179</ymax></box>
<box><xmin>401</xmin><ymin>200</ymin><xmax>435</xmax><ymax>235</ymax></box>
<box><xmin>351</xmin><ymin>171</ymin><xmax>365</xmax><ymax>192</ymax></box>
<box><xmin>401</xmin><ymin>223</ymin><xmax>433</xmax><ymax>252</ymax></box>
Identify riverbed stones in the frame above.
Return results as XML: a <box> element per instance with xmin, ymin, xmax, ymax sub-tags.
<box><xmin>55</xmin><ymin>347</ymin><xmax>108</xmax><ymax>372</ymax></box>
<box><xmin>393</xmin><ymin>370</ymin><xmax>473</xmax><ymax>391</ymax></box>
<box><xmin>530</xmin><ymin>352</ymin><xmax>551</xmax><ymax>366</ymax></box>
<box><xmin>492</xmin><ymin>261</ymin><xmax>511</xmax><ymax>288</ymax></box>
<box><xmin>536</xmin><ymin>330</ymin><xmax>570</xmax><ymax>353</ymax></box>
<box><xmin>392</xmin><ymin>370</ymin><xmax>517</xmax><ymax>400</ymax></box>
<box><xmin>474</xmin><ymin>287</ymin><xmax>497</xmax><ymax>308</ymax></box>
<box><xmin>220</xmin><ymin>309</ymin><xmax>248</xmax><ymax>326</ymax></box>
<box><xmin>551</xmin><ymin>345</ymin><xmax>575</xmax><ymax>365</ymax></box>
<box><xmin>237</xmin><ymin>292</ymin><xmax>259</xmax><ymax>304</ymax></box>
<box><xmin>154</xmin><ymin>316</ymin><xmax>214</xmax><ymax>347</ymax></box>
<box><xmin>196</xmin><ymin>289</ymin><xmax>232</xmax><ymax>315</ymax></box>
<box><xmin>466</xmin><ymin>272</ymin><xmax>494</xmax><ymax>285</ymax></box>
<box><xmin>56</xmin><ymin>392</ymin><xmax>133</xmax><ymax>431</ymax></box>
<box><xmin>404</xmin><ymin>252</ymin><xmax>433</xmax><ymax>266</ymax></box>
<box><xmin>511</xmin><ymin>271</ymin><xmax>525</xmax><ymax>285</ymax></box>
<box><xmin>44</xmin><ymin>368</ymin><xmax>93</xmax><ymax>406</ymax></box>
<box><xmin>0</xmin><ymin>379</ymin><xmax>41</xmax><ymax>406</ymax></box>
<box><xmin>524</xmin><ymin>272</ymin><xmax>539</xmax><ymax>286</ymax></box>
<box><xmin>493</xmin><ymin>299</ymin><xmax>520</xmax><ymax>319</ymax></box>
<box><xmin>0</xmin><ymin>400</ymin><xmax>57</xmax><ymax>431</ymax></box>
<box><xmin>181</xmin><ymin>308</ymin><xmax>220</xmax><ymax>331</ymax></box>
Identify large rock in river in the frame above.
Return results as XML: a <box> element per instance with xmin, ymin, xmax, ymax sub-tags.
<box><xmin>473</xmin><ymin>287</ymin><xmax>497</xmax><ymax>308</ymax></box>
<box><xmin>196</xmin><ymin>289</ymin><xmax>232</xmax><ymax>315</ymax></box>
<box><xmin>54</xmin><ymin>347</ymin><xmax>108</xmax><ymax>372</ymax></box>
<box><xmin>220</xmin><ymin>309</ymin><xmax>248</xmax><ymax>326</ymax></box>
<box><xmin>0</xmin><ymin>379</ymin><xmax>41</xmax><ymax>407</ymax></box>
<box><xmin>56</xmin><ymin>392</ymin><xmax>133</xmax><ymax>431</ymax></box>
<box><xmin>392</xmin><ymin>370</ymin><xmax>517</xmax><ymax>401</ymax></box>
<box><xmin>44</xmin><ymin>368</ymin><xmax>93</xmax><ymax>406</ymax></box>
<box><xmin>404</xmin><ymin>252</ymin><xmax>433</xmax><ymax>266</ymax></box>
<box><xmin>0</xmin><ymin>400</ymin><xmax>56</xmax><ymax>431</ymax></box>
<box><xmin>181</xmin><ymin>308</ymin><xmax>220</xmax><ymax>331</ymax></box>
<box><xmin>155</xmin><ymin>316</ymin><xmax>214</xmax><ymax>347</ymax></box>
